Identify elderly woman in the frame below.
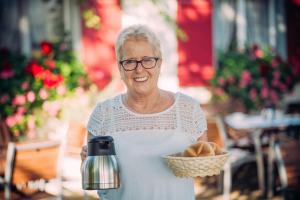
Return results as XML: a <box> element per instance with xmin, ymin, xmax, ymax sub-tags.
<box><xmin>81</xmin><ymin>24</ymin><xmax>207</xmax><ymax>200</ymax></box>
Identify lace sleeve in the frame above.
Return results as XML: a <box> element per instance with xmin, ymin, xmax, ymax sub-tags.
<box><xmin>87</xmin><ymin>103</ymin><xmax>104</xmax><ymax>136</ymax></box>
<box><xmin>192</xmin><ymin>103</ymin><xmax>207</xmax><ymax>142</ymax></box>
<box><xmin>179</xmin><ymin>94</ymin><xmax>207</xmax><ymax>143</ymax></box>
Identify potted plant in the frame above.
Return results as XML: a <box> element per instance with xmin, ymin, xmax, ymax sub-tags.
<box><xmin>210</xmin><ymin>44</ymin><xmax>300</xmax><ymax>113</ymax></box>
<box><xmin>0</xmin><ymin>40</ymin><xmax>90</xmax><ymax>140</ymax></box>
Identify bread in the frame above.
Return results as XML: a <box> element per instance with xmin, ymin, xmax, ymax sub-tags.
<box><xmin>208</xmin><ymin>142</ymin><xmax>223</xmax><ymax>155</ymax></box>
<box><xmin>183</xmin><ymin>141</ymin><xmax>215</xmax><ymax>157</ymax></box>
<box><xmin>182</xmin><ymin>141</ymin><xmax>223</xmax><ymax>157</ymax></box>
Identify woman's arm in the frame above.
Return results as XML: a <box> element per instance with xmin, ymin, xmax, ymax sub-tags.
<box><xmin>82</xmin><ymin>103</ymin><xmax>102</xmax><ymax>162</ymax></box>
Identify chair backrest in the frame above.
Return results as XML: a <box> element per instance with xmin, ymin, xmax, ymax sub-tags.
<box><xmin>1</xmin><ymin>121</ymin><xmax>13</xmax><ymax>176</ymax></box>
<box><xmin>5</xmin><ymin>140</ymin><xmax>61</xmax><ymax>187</ymax></box>
<box><xmin>207</xmin><ymin>116</ymin><xmax>241</xmax><ymax>149</ymax></box>
<box><xmin>214</xmin><ymin>116</ymin><xmax>232</xmax><ymax>149</ymax></box>
<box><xmin>0</xmin><ymin>121</ymin><xmax>12</xmax><ymax>147</ymax></box>
<box><xmin>207</xmin><ymin>118</ymin><xmax>225</xmax><ymax>148</ymax></box>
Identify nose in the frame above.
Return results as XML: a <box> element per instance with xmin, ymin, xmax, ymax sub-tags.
<box><xmin>135</xmin><ymin>62</ymin><xmax>144</xmax><ymax>72</ymax></box>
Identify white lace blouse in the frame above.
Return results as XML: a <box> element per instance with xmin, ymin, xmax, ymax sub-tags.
<box><xmin>87</xmin><ymin>92</ymin><xmax>207</xmax><ymax>200</ymax></box>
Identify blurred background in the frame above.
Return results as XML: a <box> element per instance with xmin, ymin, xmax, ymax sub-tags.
<box><xmin>0</xmin><ymin>0</ymin><xmax>300</xmax><ymax>199</ymax></box>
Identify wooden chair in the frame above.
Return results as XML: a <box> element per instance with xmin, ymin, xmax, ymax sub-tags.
<box><xmin>214</xmin><ymin>116</ymin><xmax>257</xmax><ymax>200</ymax></box>
<box><xmin>0</xmin><ymin>121</ymin><xmax>13</xmax><ymax>177</ymax></box>
<box><xmin>266</xmin><ymin>101</ymin><xmax>300</xmax><ymax>198</ymax></box>
<box><xmin>207</xmin><ymin>118</ymin><xmax>225</xmax><ymax>148</ymax></box>
<box><xmin>271</xmin><ymin>138</ymin><xmax>300</xmax><ymax>199</ymax></box>
<box><xmin>2</xmin><ymin>140</ymin><xmax>62</xmax><ymax>200</ymax></box>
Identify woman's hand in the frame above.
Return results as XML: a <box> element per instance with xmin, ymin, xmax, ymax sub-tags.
<box><xmin>80</xmin><ymin>145</ymin><xmax>87</xmax><ymax>162</ymax></box>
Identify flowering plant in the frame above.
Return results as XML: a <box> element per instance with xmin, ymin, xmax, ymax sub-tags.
<box><xmin>210</xmin><ymin>44</ymin><xmax>300</xmax><ymax>112</ymax></box>
<box><xmin>0</xmin><ymin>40</ymin><xmax>90</xmax><ymax>140</ymax></box>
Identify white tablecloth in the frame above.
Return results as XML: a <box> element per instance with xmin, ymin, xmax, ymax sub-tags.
<box><xmin>225</xmin><ymin>112</ymin><xmax>300</xmax><ymax>130</ymax></box>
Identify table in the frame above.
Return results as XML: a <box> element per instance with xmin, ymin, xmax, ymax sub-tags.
<box><xmin>225</xmin><ymin>112</ymin><xmax>300</xmax><ymax>130</ymax></box>
<box><xmin>225</xmin><ymin>112</ymin><xmax>300</xmax><ymax>198</ymax></box>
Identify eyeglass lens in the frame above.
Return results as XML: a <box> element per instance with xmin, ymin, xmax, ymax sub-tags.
<box><xmin>121</xmin><ymin>57</ymin><xmax>158</xmax><ymax>71</ymax></box>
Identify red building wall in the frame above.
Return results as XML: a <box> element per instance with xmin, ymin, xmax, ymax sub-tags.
<box><xmin>81</xmin><ymin>0</ymin><xmax>214</xmax><ymax>89</ymax></box>
<box><xmin>286</xmin><ymin>0</ymin><xmax>300</xmax><ymax>76</ymax></box>
<box><xmin>177</xmin><ymin>0</ymin><xmax>214</xmax><ymax>87</ymax></box>
<box><xmin>81</xmin><ymin>0</ymin><xmax>121</xmax><ymax>89</ymax></box>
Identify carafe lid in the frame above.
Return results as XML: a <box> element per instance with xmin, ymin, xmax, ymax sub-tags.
<box><xmin>88</xmin><ymin>135</ymin><xmax>116</xmax><ymax>156</ymax></box>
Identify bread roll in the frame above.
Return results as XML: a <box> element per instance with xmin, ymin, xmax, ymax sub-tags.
<box><xmin>208</xmin><ymin>142</ymin><xmax>223</xmax><ymax>155</ymax></box>
<box><xmin>183</xmin><ymin>141</ymin><xmax>215</xmax><ymax>157</ymax></box>
<box><xmin>183</xmin><ymin>147</ymin><xmax>198</xmax><ymax>157</ymax></box>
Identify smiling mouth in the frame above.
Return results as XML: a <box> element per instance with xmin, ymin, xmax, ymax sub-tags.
<box><xmin>134</xmin><ymin>76</ymin><xmax>148</xmax><ymax>82</ymax></box>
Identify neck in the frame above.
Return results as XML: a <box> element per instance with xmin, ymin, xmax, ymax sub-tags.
<box><xmin>124</xmin><ymin>89</ymin><xmax>161</xmax><ymax>113</ymax></box>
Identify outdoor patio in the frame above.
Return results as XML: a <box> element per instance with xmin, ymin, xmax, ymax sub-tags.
<box><xmin>0</xmin><ymin>161</ymin><xmax>290</xmax><ymax>199</ymax></box>
<box><xmin>1</xmin><ymin>0</ymin><xmax>300</xmax><ymax>199</ymax></box>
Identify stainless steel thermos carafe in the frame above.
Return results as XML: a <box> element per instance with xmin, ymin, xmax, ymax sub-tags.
<box><xmin>82</xmin><ymin>135</ymin><xmax>120</xmax><ymax>190</ymax></box>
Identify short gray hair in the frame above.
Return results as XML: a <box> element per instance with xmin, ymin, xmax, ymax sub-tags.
<box><xmin>115</xmin><ymin>25</ymin><xmax>162</xmax><ymax>61</ymax></box>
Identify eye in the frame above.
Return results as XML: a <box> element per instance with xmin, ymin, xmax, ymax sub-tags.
<box><xmin>123</xmin><ymin>60</ymin><xmax>136</xmax><ymax>65</ymax></box>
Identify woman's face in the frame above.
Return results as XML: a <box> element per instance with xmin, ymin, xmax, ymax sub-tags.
<box><xmin>119</xmin><ymin>39</ymin><xmax>161</xmax><ymax>96</ymax></box>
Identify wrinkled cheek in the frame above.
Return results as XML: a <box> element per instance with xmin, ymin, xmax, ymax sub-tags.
<box><xmin>120</xmin><ymin>73</ymin><xmax>125</xmax><ymax>81</ymax></box>
<box><xmin>123</xmin><ymin>77</ymin><xmax>134</xmax><ymax>89</ymax></box>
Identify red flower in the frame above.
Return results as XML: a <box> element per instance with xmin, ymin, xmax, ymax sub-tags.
<box><xmin>251</xmin><ymin>44</ymin><xmax>263</xmax><ymax>59</ymax></box>
<box><xmin>239</xmin><ymin>70</ymin><xmax>252</xmax><ymax>88</ymax></box>
<box><xmin>42</xmin><ymin>70</ymin><xmax>64</xmax><ymax>88</ymax></box>
<box><xmin>0</xmin><ymin>68</ymin><xmax>15</xmax><ymax>79</ymax></box>
<box><xmin>21</xmin><ymin>81</ymin><xmax>29</xmax><ymax>90</ymax></box>
<box><xmin>44</xmin><ymin>59</ymin><xmax>56</xmax><ymax>69</ymax></box>
<box><xmin>271</xmin><ymin>56</ymin><xmax>282</xmax><ymax>68</ymax></box>
<box><xmin>26</xmin><ymin>60</ymin><xmax>44</xmax><ymax>78</ymax></box>
<box><xmin>218</xmin><ymin>77</ymin><xmax>225</xmax><ymax>86</ymax></box>
<box><xmin>40</xmin><ymin>41</ymin><xmax>53</xmax><ymax>56</ymax></box>
<box><xmin>12</xmin><ymin>95</ymin><xmax>26</xmax><ymax>106</ymax></box>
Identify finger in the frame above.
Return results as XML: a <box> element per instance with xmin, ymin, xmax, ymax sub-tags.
<box><xmin>80</xmin><ymin>150</ymin><xmax>87</xmax><ymax>160</ymax></box>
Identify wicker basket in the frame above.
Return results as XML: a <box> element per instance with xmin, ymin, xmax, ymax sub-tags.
<box><xmin>162</xmin><ymin>152</ymin><xmax>230</xmax><ymax>177</ymax></box>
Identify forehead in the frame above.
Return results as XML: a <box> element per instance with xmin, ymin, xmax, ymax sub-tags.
<box><xmin>121</xmin><ymin>39</ymin><xmax>155</xmax><ymax>59</ymax></box>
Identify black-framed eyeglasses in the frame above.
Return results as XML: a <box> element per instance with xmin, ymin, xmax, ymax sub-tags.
<box><xmin>119</xmin><ymin>57</ymin><xmax>160</xmax><ymax>71</ymax></box>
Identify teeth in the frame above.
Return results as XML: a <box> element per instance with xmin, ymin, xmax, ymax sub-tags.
<box><xmin>134</xmin><ymin>77</ymin><xmax>148</xmax><ymax>82</ymax></box>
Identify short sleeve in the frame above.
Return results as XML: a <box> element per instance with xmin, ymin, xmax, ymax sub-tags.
<box><xmin>87</xmin><ymin>103</ymin><xmax>104</xmax><ymax>136</ymax></box>
<box><xmin>178</xmin><ymin>93</ymin><xmax>207</xmax><ymax>143</ymax></box>
<box><xmin>192</xmin><ymin>104</ymin><xmax>207</xmax><ymax>141</ymax></box>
